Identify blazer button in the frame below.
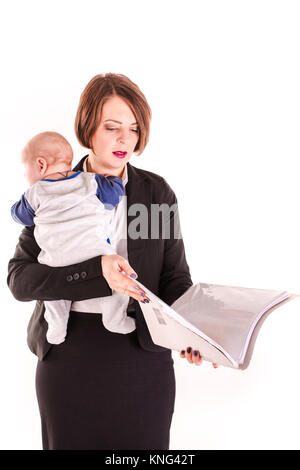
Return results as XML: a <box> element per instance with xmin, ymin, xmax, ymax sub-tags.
<box><xmin>81</xmin><ymin>271</ymin><xmax>87</xmax><ymax>279</ymax></box>
<box><xmin>73</xmin><ymin>273</ymin><xmax>80</xmax><ymax>280</ymax></box>
<box><xmin>66</xmin><ymin>275</ymin><xmax>73</xmax><ymax>282</ymax></box>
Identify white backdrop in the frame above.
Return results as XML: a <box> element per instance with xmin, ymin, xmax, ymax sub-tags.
<box><xmin>0</xmin><ymin>0</ymin><xmax>299</xmax><ymax>450</ymax></box>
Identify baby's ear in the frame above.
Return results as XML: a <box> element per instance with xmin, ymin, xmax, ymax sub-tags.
<box><xmin>36</xmin><ymin>157</ymin><xmax>47</xmax><ymax>172</ymax></box>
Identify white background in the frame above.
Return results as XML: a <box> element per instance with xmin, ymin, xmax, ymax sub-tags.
<box><xmin>0</xmin><ymin>0</ymin><xmax>299</xmax><ymax>450</ymax></box>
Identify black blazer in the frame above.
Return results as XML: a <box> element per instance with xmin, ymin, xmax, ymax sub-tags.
<box><xmin>7</xmin><ymin>156</ymin><xmax>193</xmax><ymax>360</ymax></box>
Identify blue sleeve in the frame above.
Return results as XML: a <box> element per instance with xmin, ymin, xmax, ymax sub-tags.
<box><xmin>95</xmin><ymin>174</ymin><xmax>125</xmax><ymax>210</ymax></box>
<box><xmin>11</xmin><ymin>194</ymin><xmax>36</xmax><ymax>226</ymax></box>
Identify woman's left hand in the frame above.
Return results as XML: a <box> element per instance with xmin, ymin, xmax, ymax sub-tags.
<box><xmin>179</xmin><ymin>347</ymin><xmax>218</xmax><ymax>368</ymax></box>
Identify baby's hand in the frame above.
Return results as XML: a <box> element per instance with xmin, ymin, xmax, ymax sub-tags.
<box><xmin>179</xmin><ymin>347</ymin><xmax>218</xmax><ymax>368</ymax></box>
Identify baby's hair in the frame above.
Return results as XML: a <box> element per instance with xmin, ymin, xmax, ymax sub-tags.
<box><xmin>23</xmin><ymin>131</ymin><xmax>73</xmax><ymax>166</ymax></box>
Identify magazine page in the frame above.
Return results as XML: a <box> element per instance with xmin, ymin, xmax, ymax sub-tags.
<box><xmin>138</xmin><ymin>288</ymin><xmax>237</xmax><ymax>367</ymax></box>
<box><xmin>171</xmin><ymin>283</ymin><xmax>289</xmax><ymax>363</ymax></box>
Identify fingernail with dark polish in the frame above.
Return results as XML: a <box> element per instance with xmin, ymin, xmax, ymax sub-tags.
<box><xmin>187</xmin><ymin>347</ymin><xmax>191</xmax><ymax>354</ymax></box>
<box><xmin>193</xmin><ymin>350</ymin><xmax>198</xmax><ymax>356</ymax></box>
<box><xmin>130</xmin><ymin>273</ymin><xmax>137</xmax><ymax>279</ymax></box>
<box><xmin>181</xmin><ymin>350</ymin><xmax>185</xmax><ymax>355</ymax></box>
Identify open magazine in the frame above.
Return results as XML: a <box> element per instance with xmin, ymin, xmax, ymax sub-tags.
<box><xmin>138</xmin><ymin>282</ymin><xmax>297</xmax><ymax>369</ymax></box>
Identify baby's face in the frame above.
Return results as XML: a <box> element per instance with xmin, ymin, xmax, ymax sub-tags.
<box><xmin>21</xmin><ymin>150</ymin><xmax>41</xmax><ymax>186</ymax></box>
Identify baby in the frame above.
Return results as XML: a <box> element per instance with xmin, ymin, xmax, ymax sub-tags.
<box><xmin>11</xmin><ymin>131</ymin><xmax>136</xmax><ymax>344</ymax></box>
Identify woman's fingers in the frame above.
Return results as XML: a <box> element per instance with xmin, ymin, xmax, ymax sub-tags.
<box><xmin>185</xmin><ymin>347</ymin><xmax>193</xmax><ymax>364</ymax></box>
<box><xmin>112</xmin><ymin>273</ymin><xmax>149</xmax><ymax>302</ymax></box>
<box><xmin>116</xmin><ymin>256</ymin><xmax>138</xmax><ymax>279</ymax></box>
<box><xmin>192</xmin><ymin>349</ymin><xmax>203</xmax><ymax>366</ymax></box>
<box><xmin>123</xmin><ymin>282</ymin><xmax>150</xmax><ymax>302</ymax></box>
<box><xmin>179</xmin><ymin>348</ymin><xmax>217</xmax><ymax>368</ymax></box>
<box><xmin>116</xmin><ymin>259</ymin><xmax>151</xmax><ymax>301</ymax></box>
<box><xmin>179</xmin><ymin>347</ymin><xmax>203</xmax><ymax>365</ymax></box>
<box><xmin>101</xmin><ymin>255</ymin><xmax>150</xmax><ymax>302</ymax></box>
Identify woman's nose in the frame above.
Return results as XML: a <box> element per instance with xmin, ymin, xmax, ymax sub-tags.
<box><xmin>117</xmin><ymin>129</ymin><xmax>129</xmax><ymax>143</ymax></box>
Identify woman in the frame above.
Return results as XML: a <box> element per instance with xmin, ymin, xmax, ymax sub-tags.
<box><xmin>7</xmin><ymin>73</ymin><xmax>204</xmax><ymax>450</ymax></box>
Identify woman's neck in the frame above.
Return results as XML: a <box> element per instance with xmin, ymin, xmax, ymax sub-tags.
<box><xmin>86</xmin><ymin>154</ymin><xmax>125</xmax><ymax>178</ymax></box>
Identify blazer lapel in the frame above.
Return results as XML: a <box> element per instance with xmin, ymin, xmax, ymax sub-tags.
<box><xmin>73</xmin><ymin>155</ymin><xmax>87</xmax><ymax>171</ymax></box>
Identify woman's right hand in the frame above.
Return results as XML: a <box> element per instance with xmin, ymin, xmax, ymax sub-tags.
<box><xmin>101</xmin><ymin>254</ymin><xmax>150</xmax><ymax>302</ymax></box>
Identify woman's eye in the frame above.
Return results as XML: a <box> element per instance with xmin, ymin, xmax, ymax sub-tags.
<box><xmin>106</xmin><ymin>128</ymin><xmax>139</xmax><ymax>133</ymax></box>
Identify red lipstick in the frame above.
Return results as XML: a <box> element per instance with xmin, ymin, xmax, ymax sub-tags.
<box><xmin>113</xmin><ymin>151</ymin><xmax>127</xmax><ymax>159</ymax></box>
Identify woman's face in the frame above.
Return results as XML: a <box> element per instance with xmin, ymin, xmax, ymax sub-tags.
<box><xmin>90</xmin><ymin>95</ymin><xmax>139</xmax><ymax>175</ymax></box>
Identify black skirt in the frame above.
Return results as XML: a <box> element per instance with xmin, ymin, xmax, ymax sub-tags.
<box><xmin>35</xmin><ymin>311</ymin><xmax>176</xmax><ymax>450</ymax></box>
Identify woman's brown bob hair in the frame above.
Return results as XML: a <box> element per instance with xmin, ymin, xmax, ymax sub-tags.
<box><xmin>75</xmin><ymin>73</ymin><xmax>152</xmax><ymax>155</ymax></box>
